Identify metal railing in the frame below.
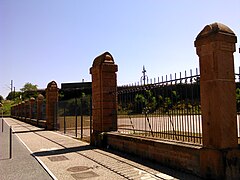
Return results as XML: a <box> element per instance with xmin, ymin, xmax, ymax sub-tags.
<box><xmin>118</xmin><ymin>69</ymin><xmax>202</xmax><ymax>144</ymax></box>
<box><xmin>56</xmin><ymin>95</ymin><xmax>92</xmax><ymax>142</ymax></box>
<box><xmin>235</xmin><ymin>72</ymin><xmax>240</xmax><ymax>142</ymax></box>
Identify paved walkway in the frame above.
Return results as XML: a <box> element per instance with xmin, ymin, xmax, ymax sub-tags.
<box><xmin>0</xmin><ymin>118</ymin><xmax>52</xmax><ymax>180</ymax></box>
<box><xmin>0</xmin><ymin>118</ymin><xmax>202</xmax><ymax>180</ymax></box>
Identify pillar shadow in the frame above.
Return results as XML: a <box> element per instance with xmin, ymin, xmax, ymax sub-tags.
<box><xmin>32</xmin><ymin>145</ymin><xmax>95</xmax><ymax>157</ymax></box>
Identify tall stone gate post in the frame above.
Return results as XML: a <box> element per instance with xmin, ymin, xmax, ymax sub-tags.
<box><xmin>195</xmin><ymin>22</ymin><xmax>239</xmax><ymax>179</ymax></box>
<box><xmin>90</xmin><ymin>52</ymin><xmax>118</xmax><ymax>146</ymax></box>
<box><xmin>25</xmin><ymin>100</ymin><xmax>30</xmax><ymax>121</ymax></box>
<box><xmin>46</xmin><ymin>81</ymin><xmax>58</xmax><ymax>130</ymax></box>
<box><xmin>37</xmin><ymin>94</ymin><xmax>44</xmax><ymax>124</ymax></box>
<box><xmin>21</xmin><ymin>101</ymin><xmax>25</xmax><ymax>120</ymax></box>
<box><xmin>29</xmin><ymin>97</ymin><xmax>35</xmax><ymax>120</ymax></box>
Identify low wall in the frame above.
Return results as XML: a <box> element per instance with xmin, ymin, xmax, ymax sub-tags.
<box><xmin>12</xmin><ymin>116</ymin><xmax>46</xmax><ymax>128</ymax></box>
<box><xmin>106</xmin><ymin>132</ymin><xmax>202</xmax><ymax>176</ymax></box>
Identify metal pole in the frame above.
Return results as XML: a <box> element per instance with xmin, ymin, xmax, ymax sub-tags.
<box><xmin>75</xmin><ymin>98</ymin><xmax>77</xmax><ymax>138</ymax></box>
<box><xmin>64</xmin><ymin>105</ymin><xmax>66</xmax><ymax>134</ymax></box>
<box><xmin>0</xmin><ymin>103</ymin><xmax>3</xmax><ymax>132</ymax></box>
<box><xmin>90</xmin><ymin>97</ymin><xmax>92</xmax><ymax>141</ymax></box>
<box><xmin>1</xmin><ymin>107</ymin><xmax>3</xmax><ymax>132</ymax></box>
<box><xmin>80</xmin><ymin>98</ymin><xmax>83</xmax><ymax>139</ymax></box>
<box><xmin>10</xmin><ymin>126</ymin><xmax>12</xmax><ymax>159</ymax></box>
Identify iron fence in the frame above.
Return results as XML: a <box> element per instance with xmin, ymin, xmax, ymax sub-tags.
<box><xmin>32</xmin><ymin>102</ymin><xmax>37</xmax><ymax>120</ymax></box>
<box><xmin>56</xmin><ymin>95</ymin><xmax>92</xmax><ymax>142</ymax></box>
<box><xmin>235</xmin><ymin>72</ymin><xmax>240</xmax><ymax>142</ymax></box>
<box><xmin>118</xmin><ymin>69</ymin><xmax>202</xmax><ymax>144</ymax></box>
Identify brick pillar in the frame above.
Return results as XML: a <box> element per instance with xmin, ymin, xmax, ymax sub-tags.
<box><xmin>46</xmin><ymin>81</ymin><xmax>58</xmax><ymax>130</ymax></box>
<box><xmin>25</xmin><ymin>100</ymin><xmax>30</xmax><ymax>121</ymax></box>
<box><xmin>13</xmin><ymin>104</ymin><xmax>17</xmax><ymax>117</ymax></box>
<box><xmin>90</xmin><ymin>52</ymin><xmax>118</xmax><ymax>146</ymax></box>
<box><xmin>195</xmin><ymin>22</ymin><xmax>239</xmax><ymax>179</ymax></box>
<box><xmin>12</xmin><ymin>105</ymin><xmax>15</xmax><ymax>117</ymax></box>
<box><xmin>18</xmin><ymin>102</ymin><xmax>22</xmax><ymax>119</ymax></box>
<box><xmin>18</xmin><ymin>103</ymin><xmax>21</xmax><ymax>119</ymax></box>
<box><xmin>37</xmin><ymin>94</ymin><xmax>44</xmax><ymax>122</ymax></box>
<box><xmin>29</xmin><ymin>97</ymin><xmax>35</xmax><ymax>120</ymax></box>
<box><xmin>21</xmin><ymin>101</ymin><xmax>25</xmax><ymax>121</ymax></box>
<box><xmin>11</xmin><ymin>105</ymin><xmax>13</xmax><ymax>117</ymax></box>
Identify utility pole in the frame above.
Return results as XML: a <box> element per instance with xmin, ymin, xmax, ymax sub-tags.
<box><xmin>10</xmin><ymin>80</ymin><xmax>13</xmax><ymax>99</ymax></box>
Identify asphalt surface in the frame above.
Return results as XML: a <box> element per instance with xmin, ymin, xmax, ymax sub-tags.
<box><xmin>0</xmin><ymin>118</ymin><xmax>203</xmax><ymax>180</ymax></box>
<box><xmin>0</xmin><ymin>118</ymin><xmax>52</xmax><ymax>180</ymax></box>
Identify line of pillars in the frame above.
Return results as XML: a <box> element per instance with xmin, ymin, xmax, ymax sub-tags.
<box><xmin>11</xmin><ymin>81</ymin><xmax>59</xmax><ymax>130</ymax></box>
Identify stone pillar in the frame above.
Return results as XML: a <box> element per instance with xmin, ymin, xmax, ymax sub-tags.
<box><xmin>37</xmin><ymin>94</ymin><xmax>44</xmax><ymax>122</ymax></box>
<box><xmin>25</xmin><ymin>100</ymin><xmax>30</xmax><ymax>121</ymax></box>
<box><xmin>13</xmin><ymin>105</ymin><xmax>15</xmax><ymax>116</ymax></box>
<box><xmin>17</xmin><ymin>103</ymin><xmax>21</xmax><ymax>119</ymax></box>
<box><xmin>90</xmin><ymin>52</ymin><xmax>118</xmax><ymax>146</ymax></box>
<box><xmin>13</xmin><ymin>104</ymin><xmax>17</xmax><ymax>118</ymax></box>
<box><xmin>21</xmin><ymin>101</ymin><xmax>25</xmax><ymax>121</ymax></box>
<box><xmin>29</xmin><ymin>97</ymin><xmax>35</xmax><ymax>120</ymax></box>
<box><xmin>195</xmin><ymin>22</ymin><xmax>239</xmax><ymax>179</ymax></box>
<box><xmin>46</xmin><ymin>81</ymin><xmax>58</xmax><ymax>130</ymax></box>
<box><xmin>11</xmin><ymin>106</ymin><xmax>13</xmax><ymax>117</ymax></box>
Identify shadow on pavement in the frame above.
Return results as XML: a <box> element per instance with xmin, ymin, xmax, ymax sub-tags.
<box><xmin>32</xmin><ymin>145</ymin><xmax>95</xmax><ymax>157</ymax></box>
<box><xmin>13</xmin><ymin>129</ymin><xmax>46</xmax><ymax>134</ymax></box>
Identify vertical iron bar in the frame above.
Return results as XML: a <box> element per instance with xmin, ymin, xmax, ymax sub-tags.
<box><xmin>185</xmin><ymin>70</ymin><xmax>190</xmax><ymax>142</ymax></box>
<box><xmin>2</xmin><ymin>118</ymin><xmax>3</xmax><ymax>132</ymax></box>
<box><xmin>166</xmin><ymin>75</ymin><xmax>169</xmax><ymax>139</ymax></box>
<box><xmin>170</xmin><ymin>74</ymin><xmax>174</xmax><ymax>140</ymax></box>
<box><xmin>90</xmin><ymin>96</ymin><xmax>92</xmax><ymax>141</ymax></box>
<box><xmin>75</xmin><ymin>98</ymin><xmax>77</xmax><ymax>138</ymax></box>
<box><xmin>191</xmin><ymin>69</ymin><xmax>195</xmax><ymax>143</ymax></box>
<box><xmin>64</xmin><ymin>103</ymin><xmax>66</xmax><ymax>134</ymax></box>
<box><xmin>175</xmin><ymin>73</ymin><xmax>179</xmax><ymax>140</ymax></box>
<box><xmin>197</xmin><ymin>68</ymin><xmax>202</xmax><ymax>144</ymax></box>
<box><xmin>180</xmin><ymin>72</ymin><xmax>185</xmax><ymax>141</ymax></box>
<box><xmin>81</xmin><ymin>98</ymin><xmax>83</xmax><ymax>139</ymax></box>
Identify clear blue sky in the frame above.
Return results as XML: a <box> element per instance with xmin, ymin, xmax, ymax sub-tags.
<box><xmin>0</xmin><ymin>0</ymin><xmax>240</xmax><ymax>98</ymax></box>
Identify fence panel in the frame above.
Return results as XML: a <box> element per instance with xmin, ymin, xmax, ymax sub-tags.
<box><xmin>236</xmin><ymin>72</ymin><xmax>240</xmax><ymax>143</ymax></box>
<box><xmin>118</xmin><ymin>69</ymin><xmax>202</xmax><ymax>144</ymax></box>
<box><xmin>32</xmin><ymin>102</ymin><xmax>37</xmax><ymax>120</ymax></box>
<box><xmin>57</xmin><ymin>96</ymin><xmax>92</xmax><ymax>142</ymax></box>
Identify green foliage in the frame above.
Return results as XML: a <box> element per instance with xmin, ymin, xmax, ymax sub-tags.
<box><xmin>6</xmin><ymin>82</ymin><xmax>38</xmax><ymax>101</ymax></box>
<box><xmin>6</xmin><ymin>91</ymin><xmax>22</xmax><ymax>102</ymax></box>
<box><xmin>21</xmin><ymin>82</ymin><xmax>38</xmax><ymax>100</ymax></box>
<box><xmin>20</xmin><ymin>82</ymin><xmax>38</xmax><ymax>92</ymax></box>
<box><xmin>236</xmin><ymin>88</ymin><xmax>240</xmax><ymax>112</ymax></box>
<box><xmin>119</xmin><ymin>89</ymin><xmax>201</xmax><ymax>115</ymax></box>
<box><xmin>133</xmin><ymin>90</ymin><xmax>157</xmax><ymax>114</ymax></box>
<box><xmin>58</xmin><ymin>93</ymin><xmax>91</xmax><ymax>116</ymax></box>
<box><xmin>1</xmin><ymin>100</ymin><xmax>13</xmax><ymax>116</ymax></box>
<box><xmin>0</xmin><ymin>95</ymin><xmax>3</xmax><ymax>101</ymax></box>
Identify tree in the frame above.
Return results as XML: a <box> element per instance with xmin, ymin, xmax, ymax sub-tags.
<box><xmin>0</xmin><ymin>95</ymin><xmax>3</xmax><ymax>102</ymax></box>
<box><xmin>6</xmin><ymin>92</ymin><xmax>15</xmax><ymax>100</ymax></box>
<box><xmin>20</xmin><ymin>82</ymin><xmax>38</xmax><ymax>92</ymax></box>
<box><xmin>133</xmin><ymin>90</ymin><xmax>157</xmax><ymax>114</ymax></box>
<box><xmin>21</xmin><ymin>82</ymin><xmax>38</xmax><ymax>100</ymax></box>
<box><xmin>6</xmin><ymin>91</ymin><xmax>22</xmax><ymax>102</ymax></box>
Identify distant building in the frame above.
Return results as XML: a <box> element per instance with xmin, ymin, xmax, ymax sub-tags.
<box><xmin>60</xmin><ymin>82</ymin><xmax>92</xmax><ymax>100</ymax></box>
